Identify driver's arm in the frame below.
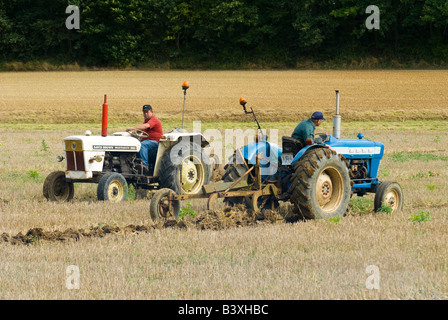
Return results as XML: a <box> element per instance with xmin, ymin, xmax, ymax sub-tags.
<box><xmin>126</xmin><ymin>123</ymin><xmax>150</xmax><ymax>132</ymax></box>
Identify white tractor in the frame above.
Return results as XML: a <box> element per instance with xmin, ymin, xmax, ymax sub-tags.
<box><xmin>43</xmin><ymin>82</ymin><xmax>217</xmax><ymax>202</ymax></box>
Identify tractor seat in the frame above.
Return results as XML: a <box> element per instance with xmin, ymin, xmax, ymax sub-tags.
<box><xmin>282</xmin><ymin>136</ymin><xmax>303</xmax><ymax>155</ymax></box>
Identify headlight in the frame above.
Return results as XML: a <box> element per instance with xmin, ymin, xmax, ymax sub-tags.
<box><xmin>89</xmin><ymin>155</ymin><xmax>103</xmax><ymax>163</ymax></box>
<box><xmin>56</xmin><ymin>155</ymin><xmax>64</xmax><ymax>162</ymax></box>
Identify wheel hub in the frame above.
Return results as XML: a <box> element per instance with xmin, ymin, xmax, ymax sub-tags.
<box><xmin>107</xmin><ymin>180</ymin><xmax>124</xmax><ymax>202</ymax></box>
<box><xmin>315</xmin><ymin>167</ymin><xmax>344</xmax><ymax>214</ymax></box>
<box><xmin>317</xmin><ymin>172</ymin><xmax>333</xmax><ymax>204</ymax></box>
<box><xmin>181</xmin><ymin>159</ymin><xmax>197</xmax><ymax>192</ymax></box>
<box><xmin>54</xmin><ymin>178</ymin><xmax>69</xmax><ymax>200</ymax></box>
<box><xmin>179</xmin><ymin>155</ymin><xmax>204</xmax><ymax>194</ymax></box>
<box><xmin>384</xmin><ymin>190</ymin><xmax>398</xmax><ymax>210</ymax></box>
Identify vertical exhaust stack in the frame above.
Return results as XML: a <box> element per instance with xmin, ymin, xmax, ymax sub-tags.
<box><xmin>333</xmin><ymin>90</ymin><xmax>341</xmax><ymax>139</ymax></box>
<box><xmin>101</xmin><ymin>94</ymin><xmax>108</xmax><ymax>137</ymax></box>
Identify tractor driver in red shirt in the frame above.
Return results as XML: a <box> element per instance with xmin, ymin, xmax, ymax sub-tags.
<box><xmin>127</xmin><ymin>104</ymin><xmax>163</xmax><ymax>175</ymax></box>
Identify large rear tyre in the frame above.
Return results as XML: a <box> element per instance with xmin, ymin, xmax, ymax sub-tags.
<box><xmin>374</xmin><ymin>181</ymin><xmax>403</xmax><ymax>213</ymax></box>
<box><xmin>97</xmin><ymin>172</ymin><xmax>128</xmax><ymax>202</ymax></box>
<box><xmin>43</xmin><ymin>171</ymin><xmax>74</xmax><ymax>202</ymax></box>
<box><xmin>159</xmin><ymin>142</ymin><xmax>211</xmax><ymax>195</ymax></box>
<box><xmin>290</xmin><ymin>148</ymin><xmax>351</xmax><ymax>219</ymax></box>
<box><xmin>150</xmin><ymin>188</ymin><xmax>180</xmax><ymax>222</ymax></box>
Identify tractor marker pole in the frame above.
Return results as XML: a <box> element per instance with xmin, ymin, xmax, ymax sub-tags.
<box><xmin>101</xmin><ymin>94</ymin><xmax>108</xmax><ymax>137</ymax></box>
<box><xmin>181</xmin><ymin>81</ymin><xmax>190</xmax><ymax>129</ymax></box>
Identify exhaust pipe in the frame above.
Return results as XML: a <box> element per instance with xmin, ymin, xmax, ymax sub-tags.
<box><xmin>101</xmin><ymin>94</ymin><xmax>108</xmax><ymax>137</ymax></box>
<box><xmin>333</xmin><ymin>90</ymin><xmax>341</xmax><ymax>139</ymax></box>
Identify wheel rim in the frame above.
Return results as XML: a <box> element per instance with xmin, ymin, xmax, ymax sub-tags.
<box><xmin>384</xmin><ymin>189</ymin><xmax>399</xmax><ymax>211</ymax></box>
<box><xmin>54</xmin><ymin>177</ymin><xmax>70</xmax><ymax>201</ymax></box>
<box><xmin>179</xmin><ymin>155</ymin><xmax>205</xmax><ymax>194</ymax></box>
<box><xmin>107</xmin><ymin>180</ymin><xmax>124</xmax><ymax>202</ymax></box>
<box><xmin>315</xmin><ymin>166</ymin><xmax>344</xmax><ymax>213</ymax></box>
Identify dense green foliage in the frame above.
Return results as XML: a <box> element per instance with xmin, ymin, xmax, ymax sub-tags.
<box><xmin>1</xmin><ymin>0</ymin><xmax>448</xmax><ymax>68</ymax></box>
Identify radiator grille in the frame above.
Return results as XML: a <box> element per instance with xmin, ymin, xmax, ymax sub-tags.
<box><xmin>66</xmin><ymin>151</ymin><xmax>85</xmax><ymax>171</ymax></box>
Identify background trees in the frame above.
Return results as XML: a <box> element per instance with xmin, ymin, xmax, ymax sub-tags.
<box><xmin>1</xmin><ymin>0</ymin><xmax>447</xmax><ymax>68</ymax></box>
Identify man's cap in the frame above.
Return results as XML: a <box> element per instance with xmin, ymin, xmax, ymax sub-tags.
<box><xmin>311</xmin><ymin>111</ymin><xmax>326</xmax><ymax>120</ymax></box>
<box><xmin>142</xmin><ymin>104</ymin><xmax>152</xmax><ymax>111</ymax></box>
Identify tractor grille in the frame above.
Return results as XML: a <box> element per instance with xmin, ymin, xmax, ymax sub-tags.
<box><xmin>66</xmin><ymin>151</ymin><xmax>85</xmax><ymax>171</ymax></box>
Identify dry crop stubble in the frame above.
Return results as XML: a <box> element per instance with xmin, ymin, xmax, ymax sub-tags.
<box><xmin>0</xmin><ymin>210</ymin><xmax>447</xmax><ymax>299</ymax></box>
<box><xmin>1</xmin><ymin>125</ymin><xmax>447</xmax><ymax>299</ymax></box>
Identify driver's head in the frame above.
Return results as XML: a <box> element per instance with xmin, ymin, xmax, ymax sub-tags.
<box><xmin>142</xmin><ymin>104</ymin><xmax>153</xmax><ymax>121</ymax></box>
<box><xmin>311</xmin><ymin>111</ymin><xmax>325</xmax><ymax>127</ymax></box>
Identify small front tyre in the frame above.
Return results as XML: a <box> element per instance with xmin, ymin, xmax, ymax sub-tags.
<box><xmin>374</xmin><ymin>181</ymin><xmax>403</xmax><ymax>213</ymax></box>
<box><xmin>97</xmin><ymin>172</ymin><xmax>128</xmax><ymax>202</ymax></box>
<box><xmin>43</xmin><ymin>171</ymin><xmax>74</xmax><ymax>202</ymax></box>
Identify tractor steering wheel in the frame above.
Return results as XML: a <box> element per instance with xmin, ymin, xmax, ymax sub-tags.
<box><xmin>127</xmin><ymin>128</ymin><xmax>149</xmax><ymax>141</ymax></box>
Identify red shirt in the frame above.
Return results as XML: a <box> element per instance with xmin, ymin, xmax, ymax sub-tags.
<box><xmin>143</xmin><ymin>116</ymin><xmax>163</xmax><ymax>142</ymax></box>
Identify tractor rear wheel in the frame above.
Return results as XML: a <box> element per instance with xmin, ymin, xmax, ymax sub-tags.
<box><xmin>159</xmin><ymin>142</ymin><xmax>211</xmax><ymax>195</ymax></box>
<box><xmin>290</xmin><ymin>148</ymin><xmax>351</xmax><ymax>219</ymax></box>
<box><xmin>43</xmin><ymin>171</ymin><xmax>74</xmax><ymax>202</ymax></box>
<box><xmin>374</xmin><ymin>181</ymin><xmax>403</xmax><ymax>213</ymax></box>
<box><xmin>97</xmin><ymin>172</ymin><xmax>128</xmax><ymax>202</ymax></box>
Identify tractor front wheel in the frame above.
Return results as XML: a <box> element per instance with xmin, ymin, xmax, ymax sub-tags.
<box><xmin>374</xmin><ymin>181</ymin><xmax>403</xmax><ymax>213</ymax></box>
<box><xmin>43</xmin><ymin>171</ymin><xmax>74</xmax><ymax>202</ymax></box>
<box><xmin>97</xmin><ymin>172</ymin><xmax>128</xmax><ymax>202</ymax></box>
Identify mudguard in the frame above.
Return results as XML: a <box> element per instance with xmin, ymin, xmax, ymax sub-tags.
<box><xmin>240</xmin><ymin>140</ymin><xmax>282</xmax><ymax>177</ymax></box>
<box><xmin>290</xmin><ymin>144</ymin><xmax>329</xmax><ymax>167</ymax></box>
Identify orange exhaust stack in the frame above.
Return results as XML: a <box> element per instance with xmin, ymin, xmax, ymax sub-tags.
<box><xmin>102</xmin><ymin>94</ymin><xmax>108</xmax><ymax>137</ymax></box>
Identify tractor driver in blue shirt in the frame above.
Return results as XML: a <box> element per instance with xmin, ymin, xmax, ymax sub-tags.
<box><xmin>291</xmin><ymin>111</ymin><xmax>326</xmax><ymax>147</ymax></box>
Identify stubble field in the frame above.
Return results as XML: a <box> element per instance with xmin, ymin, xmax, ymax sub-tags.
<box><xmin>0</xmin><ymin>70</ymin><xmax>447</xmax><ymax>300</ymax></box>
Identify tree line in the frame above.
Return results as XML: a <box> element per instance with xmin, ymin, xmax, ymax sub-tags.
<box><xmin>1</xmin><ymin>0</ymin><xmax>447</xmax><ymax>68</ymax></box>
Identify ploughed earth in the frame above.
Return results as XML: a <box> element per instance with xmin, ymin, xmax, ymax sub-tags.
<box><xmin>0</xmin><ymin>205</ymin><xmax>298</xmax><ymax>246</ymax></box>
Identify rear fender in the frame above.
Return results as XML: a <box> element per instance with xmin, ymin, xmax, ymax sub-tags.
<box><xmin>161</xmin><ymin>132</ymin><xmax>210</xmax><ymax>148</ymax></box>
<box><xmin>240</xmin><ymin>141</ymin><xmax>281</xmax><ymax>176</ymax></box>
<box><xmin>291</xmin><ymin>145</ymin><xmax>330</xmax><ymax>167</ymax></box>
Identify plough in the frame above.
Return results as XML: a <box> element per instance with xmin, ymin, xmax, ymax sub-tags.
<box><xmin>149</xmin><ymin>153</ymin><xmax>280</xmax><ymax>222</ymax></box>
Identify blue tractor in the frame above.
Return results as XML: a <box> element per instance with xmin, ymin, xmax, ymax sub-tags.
<box><xmin>221</xmin><ymin>91</ymin><xmax>403</xmax><ymax>219</ymax></box>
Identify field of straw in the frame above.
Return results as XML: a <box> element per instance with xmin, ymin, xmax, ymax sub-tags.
<box><xmin>2</xmin><ymin>70</ymin><xmax>448</xmax><ymax>125</ymax></box>
<box><xmin>0</xmin><ymin>70</ymin><xmax>447</xmax><ymax>300</ymax></box>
